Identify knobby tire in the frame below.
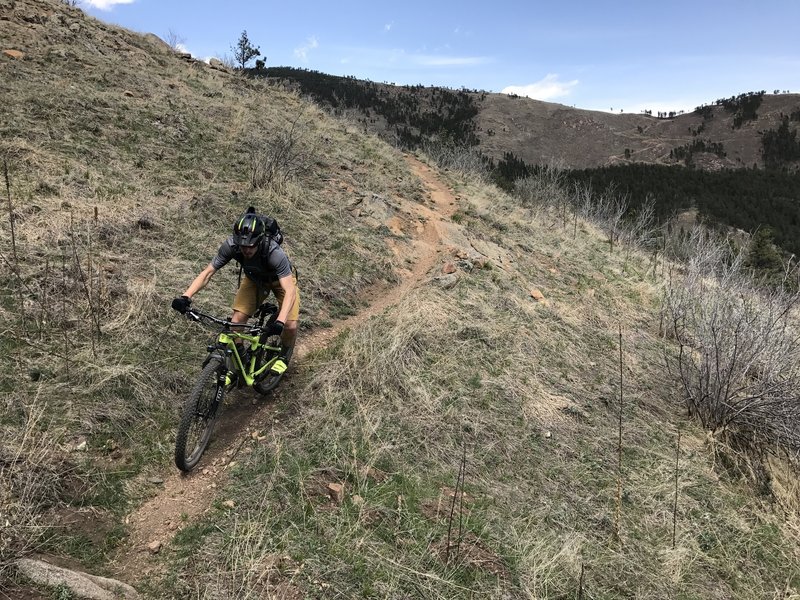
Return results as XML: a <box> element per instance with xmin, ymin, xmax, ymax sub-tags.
<box><xmin>253</xmin><ymin>344</ymin><xmax>292</xmax><ymax>395</ymax></box>
<box><xmin>175</xmin><ymin>358</ymin><xmax>225</xmax><ymax>472</ymax></box>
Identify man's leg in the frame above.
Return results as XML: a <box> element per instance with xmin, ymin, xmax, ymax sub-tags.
<box><xmin>231</xmin><ymin>278</ymin><xmax>259</xmax><ymax>364</ymax></box>
<box><xmin>271</xmin><ymin>277</ymin><xmax>300</xmax><ymax>363</ymax></box>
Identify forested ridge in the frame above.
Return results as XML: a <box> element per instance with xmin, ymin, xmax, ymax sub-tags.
<box><xmin>566</xmin><ymin>164</ymin><xmax>800</xmax><ymax>254</ymax></box>
<box><xmin>259</xmin><ymin>68</ymin><xmax>800</xmax><ymax>254</ymax></box>
<box><xmin>262</xmin><ymin>66</ymin><xmax>481</xmax><ymax>146</ymax></box>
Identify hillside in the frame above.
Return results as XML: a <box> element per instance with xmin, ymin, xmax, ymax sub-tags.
<box><xmin>263</xmin><ymin>67</ymin><xmax>800</xmax><ymax>171</ymax></box>
<box><xmin>2</xmin><ymin>2</ymin><xmax>800</xmax><ymax>599</ymax></box>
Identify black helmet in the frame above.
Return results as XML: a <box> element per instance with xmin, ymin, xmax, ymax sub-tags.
<box><xmin>233</xmin><ymin>208</ymin><xmax>265</xmax><ymax>247</ymax></box>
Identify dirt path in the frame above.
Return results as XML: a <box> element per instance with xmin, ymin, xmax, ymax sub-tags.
<box><xmin>110</xmin><ymin>155</ymin><xmax>459</xmax><ymax>580</ymax></box>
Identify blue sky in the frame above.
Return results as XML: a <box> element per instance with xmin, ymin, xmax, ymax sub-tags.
<box><xmin>81</xmin><ymin>0</ymin><xmax>800</xmax><ymax>114</ymax></box>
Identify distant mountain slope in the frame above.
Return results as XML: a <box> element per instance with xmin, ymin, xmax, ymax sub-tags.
<box><xmin>263</xmin><ymin>67</ymin><xmax>800</xmax><ymax>171</ymax></box>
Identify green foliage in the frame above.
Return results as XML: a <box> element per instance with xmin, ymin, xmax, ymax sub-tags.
<box><xmin>261</xmin><ymin>67</ymin><xmax>480</xmax><ymax>147</ymax></box>
<box><xmin>715</xmin><ymin>91</ymin><xmax>765</xmax><ymax>128</ymax></box>
<box><xmin>669</xmin><ymin>139</ymin><xmax>726</xmax><ymax>166</ymax></box>
<box><xmin>694</xmin><ymin>104</ymin><xmax>715</xmax><ymax>120</ymax></box>
<box><xmin>745</xmin><ymin>227</ymin><xmax>786</xmax><ymax>286</ymax></box>
<box><xmin>761</xmin><ymin>116</ymin><xmax>800</xmax><ymax>170</ymax></box>
<box><xmin>231</xmin><ymin>30</ymin><xmax>260</xmax><ymax>69</ymax></box>
<box><xmin>488</xmin><ymin>151</ymin><xmax>530</xmax><ymax>190</ymax></box>
<box><xmin>565</xmin><ymin>164</ymin><xmax>800</xmax><ymax>255</ymax></box>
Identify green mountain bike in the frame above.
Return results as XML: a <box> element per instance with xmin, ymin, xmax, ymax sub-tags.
<box><xmin>174</xmin><ymin>302</ymin><xmax>289</xmax><ymax>472</ymax></box>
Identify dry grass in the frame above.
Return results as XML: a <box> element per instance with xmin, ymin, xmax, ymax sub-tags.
<box><xmin>0</xmin><ymin>0</ymin><xmax>422</xmax><ymax>583</ymax></box>
<box><xmin>3</xmin><ymin>2</ymin><xmax>800</xmax><ymax>597</ymax></box>
<box><xmin>162</xmin><ymin>166</ymin><xmax>800</xmax><ymax>598</ymax></box>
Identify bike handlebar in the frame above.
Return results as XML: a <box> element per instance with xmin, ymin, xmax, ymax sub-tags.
<box><xmin>184</xmin><ymin>302</ymin><xmax>279</xmax><ymax>332</ymax></box>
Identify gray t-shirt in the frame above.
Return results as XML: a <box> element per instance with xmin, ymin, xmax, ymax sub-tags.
<box><xmin>212</xmin><ymin>236</ymin><xmax>292</xmax><ymax>283</ymax></box>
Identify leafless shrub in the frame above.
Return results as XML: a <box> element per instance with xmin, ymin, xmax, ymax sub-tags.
<box><xmin>662</xmin><ymin>231</ymin><xmax>800</xmax><ymax>467</ymax></box>
<box><xmin>214</xmin><ymin>53</ymin><xmax>236</xmax><ymax>70</ymax></box>
<box><xmin>514</xmin><ymin>166</ymin><xmax>569</xmax><ymax>221</ymax></box>
<box><xmin>516</xmin><ymin>174</ymin><xmax>634</xmax><ymax>249</ymax></box>
<box><xmin>421</xmin><ymin>141</ymin><xmax>490</xmax><ymax>180</ymax></box>
<box><xmin>164</xmin><ymin>29</ymin><xmax>186</xmax><ymax>52</ymax></box>
<box><xmin>246</xmin><ymin>113</ymin><xmax>316</xmax><ymax>192</ymax></box>
<box><xmin>620</xmin><ymin>198</ymin><xmax>657</xmax><ymax>250</ymax></box>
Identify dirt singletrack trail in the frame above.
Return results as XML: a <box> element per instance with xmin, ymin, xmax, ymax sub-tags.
<box><xmin>111</xmin><ymin>155</ymin><xmax>460</xmax><ymax>579</ymax></box>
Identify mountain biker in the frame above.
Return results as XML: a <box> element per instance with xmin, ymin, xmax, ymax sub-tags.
<box><xmin>171</xmin><ymin>209</ymin><xmax>299</xmax><ymax>371</ymax></box>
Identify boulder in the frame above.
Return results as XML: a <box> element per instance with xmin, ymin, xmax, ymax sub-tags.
<box><xmin>15</xmin><ymin>558</ymin><xmax>140</xmax><ymax>599</ymax></box>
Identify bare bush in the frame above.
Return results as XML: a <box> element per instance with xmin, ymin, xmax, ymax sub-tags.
<box><xmin>421</xmin><ymin>141</ymin><xmax>490</xmax><ymax>180</ymax></box>
<box><xmin>515</xmin><ymin>173</ymin><xmax>635</xmax><ymax>248</ymax></box>
<box><xmin>246</xmin><ymin>113</ymin><xmax>316</xmax><ymax>192</ymax></box>
<box><xmin>164</xmin><ymin>29</ymin><xmax>186</xmax><ymax>52</ymax></box>
<box><xmin>662</xmin><ymin>231</ymin><xmax>800</xmax><ymax>462</ymax></box>
<box><xmin>514</xmin><ymin>166</ymin><xmax>569</xmax><ymax>216</ymax></box>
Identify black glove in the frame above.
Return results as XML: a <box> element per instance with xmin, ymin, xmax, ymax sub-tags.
<box><xmin>265</xmin><ymin>320</ymin><xmax>284</xmax><ymax>336</ymax></box>
<box><xmin>171</xmin><ymin>295</ymin><xmax>192</xmax><ymax>314</ymax></box>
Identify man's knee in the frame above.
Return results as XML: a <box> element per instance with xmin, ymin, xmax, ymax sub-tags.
<box><xmin>231</xmin><ymin>310</ymin><xmax>249</xmax><ymax>324</ymax></box>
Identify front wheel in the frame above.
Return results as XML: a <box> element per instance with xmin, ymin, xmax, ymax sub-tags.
<box><xmin>175</xmin><ymin>358</ymin><xmax>225</xmax><ymax>472</ymax></box>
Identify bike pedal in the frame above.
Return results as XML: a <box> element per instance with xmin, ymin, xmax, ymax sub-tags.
<box><xmin>270</xmin><ymin>359</ymin><xmax>288</xmax><ymax>374</ymax></box>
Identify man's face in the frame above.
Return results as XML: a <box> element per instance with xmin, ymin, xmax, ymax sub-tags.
<box><xmin>241</xmin><ymin>244</ymin><xmax>258</xmax><ymax>259</ymax></box>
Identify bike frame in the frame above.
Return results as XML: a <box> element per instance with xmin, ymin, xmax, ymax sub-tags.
<box><xmin>188</xmin><ymin>305</ymin><xmax>286</xmax><ymax>388</ymax></box>
<box><xmin>214</xmin><ymin>330</ymin><xmax>284</xmax><ymax>387</ymax></box>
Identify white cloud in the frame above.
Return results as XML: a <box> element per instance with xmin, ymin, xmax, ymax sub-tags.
<box><xmin>81</xmin><ymin>0</ymin><xmax>135</xmax><ymax>10</ymax></box>
<box><xmin>385</xmin><ymin>22</ymin><xmax>393</xmax><ymax>32</ymax></box>
<box><xmin>502</xmin><ymin>74</ymin><xmax>579</xmax><ymax>101</ymax></box>
<box><xmin>294</xmin><ymin>36</ymin><xmax>319</xmax><ymax>62</ymax></box>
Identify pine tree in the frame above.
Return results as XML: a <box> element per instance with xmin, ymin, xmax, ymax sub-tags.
<box><xmin>232</xmin><ymin>30</ymin><xmax>260</xmax><ymax>69</ymax></box>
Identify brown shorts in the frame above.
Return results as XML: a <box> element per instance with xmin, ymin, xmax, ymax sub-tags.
<box><xmin>232</xmin><ymin>274</ymin><xmax>300</xmax><ymax>320</ymax></box>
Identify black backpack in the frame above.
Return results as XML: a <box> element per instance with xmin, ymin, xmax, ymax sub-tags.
<box><xmin>246</xmin><ymin>205</ymin><xmax>283</xmax><ymax>246</ymax></box>
<box><xmin>236</xmin><ymin>207</ymin><xmax>296</xmax><ymax>287</ymax></box>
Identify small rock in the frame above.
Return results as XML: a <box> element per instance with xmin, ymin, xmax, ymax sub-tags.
<box><xmin>433</xmin><ymin>274</ymin><xmax>459</xmax><ymax>290</ymax></box>
<box><xmin>147</xmin><ymin>540</ymin><xmax>162</xmax><ymax>554</ymax></box>
<box><xmin>167</xmin><ymin>521</ymin><xmax>178</xmax><ymax>531</ymax></box>
<box><xmin>123</xmin><ymin>90</ymin><xmax>135</xmax><ymax>98</ymax></box>
<box><xmin>442</xmin><ymin>262</ymin><xmax>457</xmax><ymax>274</ymax></box>
<box><xmin>352</xmin><ymin>495</ymin><xmax>365</xmax><ymax>507</ymax></box>
<box><xmin>327</xmin><ymin>483</ymin><xmax>345</xmax><ymax>504</ymax></box>
<box><xmin>2</xmin><ymin>49</ymin><xmax>24</xmax><ymax>60</ymax></box>
<box><xmin>222</xmin><ymin>500</ymin><xmax>236</xmax><ymax>509</ymax></box>
<box><xmin>74</xmin><ymin>440</ymin><xmax>87</xmax><ymax>452</ymax></box>
<box><xmin>545</xmin><ymin>431</ymin><xmax>552</xmax><ymax>439</ymax></box>
<box><xmin>147</xmin><ymin>477</ymin><xmax>164</xmax><ymax>485</ymax></box>
<box><xmin>471</xmin><ymin>257</ymin><xmax>488</xmax><ymax>269</ymax></box>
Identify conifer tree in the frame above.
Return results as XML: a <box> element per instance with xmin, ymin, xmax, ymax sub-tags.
<box><xmin>232</xmin><ymin>30</ymin><xmax>260</xmax><ymax>69</ymax></box>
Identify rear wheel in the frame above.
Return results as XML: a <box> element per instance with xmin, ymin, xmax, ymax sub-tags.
<box><xmin>175</xmin><ymin>358</ymin><xmax>225</xmax><ymax>472</ymax></box>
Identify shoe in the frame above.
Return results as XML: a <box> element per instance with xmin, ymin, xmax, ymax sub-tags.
<box><xmin>270</xmin><ymin>346</ymin><xmax>293</xmax><ymax>374</ymax></box>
